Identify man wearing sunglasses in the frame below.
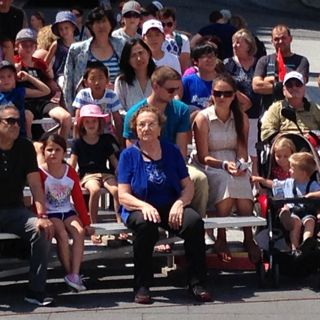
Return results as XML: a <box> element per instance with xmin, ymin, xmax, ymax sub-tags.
<box><xmin>261</xmin><ymin>71</ymin><xmax>320</xmax><ymax>141</ymax></box>
<box><xmin>112</xmin><ymin>1</ymin><xmax>141</xmax><ymax>41</ymax></box>
<box><xmin>0</xmin><ymin>104</ymin><xmax>54</xmax><ymax>306</ymax></box>
<box><xmin>123</xmin><ymin>66</ymin><xmax>209</xmax><ymax>220</ymax></box>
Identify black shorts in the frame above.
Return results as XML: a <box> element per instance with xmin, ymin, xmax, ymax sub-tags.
<box><xmin>25</xmin><ymin>100</ymin><xmax>58</xmax><ymax>119</ymax></box>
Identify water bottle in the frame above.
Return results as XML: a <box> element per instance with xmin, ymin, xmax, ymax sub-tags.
<box><xmin>272</xmin><ymin>180</ymin><xmax>284</xmax><ymax>199</ymax></box>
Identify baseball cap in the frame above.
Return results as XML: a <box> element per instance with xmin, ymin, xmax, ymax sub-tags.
<box><xmin>15</xmin><ymin>28</ymin><xmax>37</xmax><ymax>43</ymax></box>
<box><xmin>142</xmin><ymin>19</ymin><xmax>164</xmax><ymax>36</ymax></box>
<box><xmin>283</xmin><ymin>71</ymin><xmax>304</xmax><ymax>86</ymax></box>
<box><xmin>0</xmin><ymin>60</ymin><xmax>16</xmax><ymax>73</ymax></box>
<box><xmin>51</xmin><ymin>11</ymin><xmax>80</xmax><ymax>37</ymax></box>
<box><xmin>122</xmin><ymin>1</ymin><xmax>141</xmax><ymax>15</ymax></box>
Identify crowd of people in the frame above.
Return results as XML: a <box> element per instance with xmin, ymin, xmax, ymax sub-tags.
<box><xmin>1</xmin><ymin>0</ymin><xmax>320</xmax><ymax>308</ymax></box>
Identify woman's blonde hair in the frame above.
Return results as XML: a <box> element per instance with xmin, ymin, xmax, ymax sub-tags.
<box><xmin>232</xmin><ymin>28</ymin><xmax>257</xmax><ymax>56</ymax></box>
<box><xmin>37</xmin><ymin>25</ymin><xmax>57</xmax><ymax>50</ymax></box>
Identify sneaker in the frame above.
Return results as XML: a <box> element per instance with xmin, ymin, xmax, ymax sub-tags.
<box><xmin>64</xmin><ymin>273</ymin><xmax>87</xmax><ymax>292</ymax></box>
<box><xmin>24</xmin><ymin>290</ymin><xmax>54</xmax><ymax>306</ymax></box>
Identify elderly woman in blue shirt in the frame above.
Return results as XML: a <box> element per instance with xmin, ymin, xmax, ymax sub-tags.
<box><xmin>118</xmin><ymin>105</ymin><xmax>211</xmax><ymax>304</ymax></box>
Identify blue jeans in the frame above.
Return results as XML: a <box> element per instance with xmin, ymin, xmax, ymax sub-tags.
<box><xmin>0</xmin><ymin>207</ymin><xmax>51</xmax><ymax>292</ymax></box>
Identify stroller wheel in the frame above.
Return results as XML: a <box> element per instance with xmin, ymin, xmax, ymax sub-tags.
<box><xmin>271</xmin><ymin>262</ymin><xmax>280</xmax><ymax>288</ymax></box>
<box><xmin>256</xmin><ymin>262</ymin><xmax>267</xmax><ymax>288</ymax></box>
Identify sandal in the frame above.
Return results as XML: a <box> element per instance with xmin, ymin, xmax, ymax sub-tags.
<box><xmin>244</xmin><ymin>240</ymin><xmax>261</xmax><ymax>264</ymax></box>
<box><xmin>91</xmin><ymin>234</ymin><xmax>102</xmax><ymax>244</ymax></box>
<box><xmin>213</xmin><ymin>240</ymin><xmax>232</xmax><ymax>263</ymax></box>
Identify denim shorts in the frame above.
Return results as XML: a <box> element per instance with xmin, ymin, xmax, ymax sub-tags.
<box><xmin>48</xmin><ymin>210</ymin><xmax>76</xmax><ymax>221</ymax></box>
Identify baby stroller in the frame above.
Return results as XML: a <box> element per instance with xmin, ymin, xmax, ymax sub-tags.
<box><xmin>255</xmin><ymin>107</ymin><xmax>320</xmax><ymax>287</ymax></box>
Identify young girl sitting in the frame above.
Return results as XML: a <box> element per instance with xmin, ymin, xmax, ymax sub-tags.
<box><xmin>69</xmin><ymin>104</ymin><xmax>122</xmax><ymax>243</ymax></box>
<box><xmin>39</xmin><ymin>133</ymin><xmax>94</xmax><ymax>291</ymax></box>
<box><xmin>72</xmin><ymin>61</ymin><xmax>124</xmax><ymax>147</ymax></box>
<box><xmin>252</xmin><ymin>137</ymin><xmax>296</xmax><ymax>188</ymax></box>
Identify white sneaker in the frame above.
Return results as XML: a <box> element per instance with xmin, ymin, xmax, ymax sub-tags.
<box><xmin>64</xmin><ymin>274</ymin><xmax>87</xmax><ymax>292</ymax></box>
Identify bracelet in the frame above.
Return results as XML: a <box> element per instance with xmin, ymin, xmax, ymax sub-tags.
<box><xmin>38</xmin><ymin>214</ymin><xmax>48</xmax><ymax>219</ymax></box>
<box><xmin>221</xmin><ymin>161</ymin><xmax>228</xmax><ymax>170</ymax></box>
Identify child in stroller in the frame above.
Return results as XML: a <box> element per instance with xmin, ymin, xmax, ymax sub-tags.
<box><xmin>275</xmin><ymin>152</ymin><xmax>320</xmax><ymax>257</ymax></box>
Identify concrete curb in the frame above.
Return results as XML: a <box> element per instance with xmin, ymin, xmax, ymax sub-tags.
<box><xmin>300</xmin><ymin>0</ymin><xmax>320</xmax><ymax>9</ymax></box>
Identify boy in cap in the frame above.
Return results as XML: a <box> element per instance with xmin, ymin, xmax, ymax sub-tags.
<box><xmin>112</xmin><ymin>1</ymin><xmax>142</xmax><ymax>41</ymax></box>
<box><xmin>45</xmin><ymin>11</ymin><xmax>79</xmax><ymax>88</ymax></box>
<box><xmin>0</xmin><ymin>60</ymin><xmax>50</xmax><ymax>137</ymax></box>
<box><xmin>142</xmin><ymin>19</ymin><xmax>181</xmax><ymax>74</ymax></box>
<box><xmin>14</xmin><ymin>28</ymin><xmax>72</xmax><ymax>140</ymax></box>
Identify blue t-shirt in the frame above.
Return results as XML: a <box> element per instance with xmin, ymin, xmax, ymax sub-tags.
<box><xmin>118</xmin><ymin>140</ymin><xmax>189</xmax><ymax>222</ymax></box>
<box><xmin>0</xmin><ymin>87</ymin><xmax>26</xmax><ymax>137</ymax></box>
<box><xmin>182</xmin><ymin>73</ymin><xmax>212</xmax><ymax>110</ymax></box>
<box><xmin>274</xmin><ymin>178</ymin><xmax>320</xmax><ymax>209</ymax></box>
<box><xmin>123</xmin><ymin>98</ymin><xmax>190</xmax><ymax>143</ymax></box>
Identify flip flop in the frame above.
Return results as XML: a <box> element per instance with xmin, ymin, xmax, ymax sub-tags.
<box><xmin>213</xmin><ymin>241</ymin><xmax>232</xmax><ymax>263</ymax></box>
<box><xmin>154</xmin><ymin>243</ymin><xmax>172</xmax><ymax>253</ymax></box>
<box><xmin>91</xmin><ymin>234</ymin><xmax>102</xmax><ymax>244</ymax></box>
<box><xmin>244</xmin><ymin>240</ymin><xmax>261</xmax><ymax>264</ymax></box>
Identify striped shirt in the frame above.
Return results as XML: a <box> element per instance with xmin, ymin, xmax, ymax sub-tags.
<box><xmin>88</xmin><ymin>51</ymin><xmax>120</xmax><ymax>83</ymax></box>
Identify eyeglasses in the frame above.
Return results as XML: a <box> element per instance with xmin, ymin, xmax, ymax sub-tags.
<box><xmin>162</xmin><ymin>21</ymin><xmax>174</xmax><ymax>28</ymax></box>
<box><xmin>284</xmin><ymin>79</ymin><xmax>304</xmax><ymax>89</ymax></box>
<box><xmin>137</xmin><ymin>121</ymin><xmax>158</xmax><ymax>129</ymax></box>
<box><xmin>0</xmin><ymin>117</ymin><xmax>20</xmax><ymax>125</ymax></box>
<box><xmin>162</xmin><ymin>87</ymin><xmax>179</xmax><ymax>94</ymax></box>
<box><xmin>73</xmin><ymin>12</ymin><xmax>82</xmax><ymax>18</ymax></box>
<box><xmin>212</xmin><ymin>90</ymin><xmax>234</xmax><ymax>98</ymax></box>
<box><xmin>123</xmin><ymin>12</ymin><xmax>141</xmax><ymax>19</ymax></box>
<box><xmin>199</xmin><ymin>53</ymin><xmax>216</xmax><ymax>60</ymax></box>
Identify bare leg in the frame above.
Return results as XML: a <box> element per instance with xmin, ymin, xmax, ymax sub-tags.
<box><xmin>25</xmin><ymin>110</ymin><xmax>34</xmax><ymax>139</ymax></box>
<box><xmin>51</xmin><ymin>218</ymin><xmax>71</xmax><ymax>274</ymax></box>
<box><xmin>290</xmin><ymin>218</ymin><xmax>303</xmax><ymax>250</ymax></box>
<box><xmin>214</xmin><ymin>198</ymin><xmax>235</xmax><ymax>262</ymax></box>
<box><xmin>48</xmin><ymin>106</ymin><xmax>72</xmax><ymax>140</ymax></box>
<box><xmin>302</xmin><ymin>218</ymin><xmax>315</xmax><ymax>241</ymax></box>
<box><xmin>83</xmin><ymin>180</ymin><xmax>101</xmax><ymax>224</ymax></box>
<box><xmin>64</xmin><ymin>216</ymin><xmax>85</xmax><ymax>275</ymax></box>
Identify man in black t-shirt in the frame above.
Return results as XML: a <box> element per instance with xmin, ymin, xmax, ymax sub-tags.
<box><xmin>252</xmin><ymin>24</ymin><xmax>309</xmax><ymax>112</ymax></box>
<box><xmin>0</xmin><ymin>104</ymin><xmax>54</xmax><ymax>306</ymax></box>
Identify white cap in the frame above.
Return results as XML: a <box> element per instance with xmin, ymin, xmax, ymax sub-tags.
<box><xmin>142</xmin><ymin>19</ymin><xmax>164</xmax><ymax>36</ymax></box>
<box><xmin>283</xmin><ymin>71</ymin><xmax>304</xmax><ymax>85</ymax></box>
<box><xmin>152</xmin><ymin>1</ymin><xmax>163</xmax><ymax>10</ymax></box>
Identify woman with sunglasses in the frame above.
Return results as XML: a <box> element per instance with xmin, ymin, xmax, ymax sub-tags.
<box><xmin>191</xmin><ymin>73</ymin><xmax>260</xmax><ymax>264</ymax></box>
<box><xmin>114</xmin><ymin>38</ymin><xmax>156</xmax><ymax>112</ymax></box>
<box><xmin>63</xmin><ymin>7</ymin><xmax>124</xmax><ymax>109</ymax></box>
<box><xmin>112</xmin><ymin>1</ymin><xmax>141</xmax><ymax>41</ymax></box>
<box><xmin>118</xmin><ymin>104</ymin><xmax>212</xmax><ymax>304</ymax></box>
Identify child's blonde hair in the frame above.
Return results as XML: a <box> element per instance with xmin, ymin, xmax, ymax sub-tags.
<box><xmin>274</xmin><ymin>137</ymin><xmax>296</xmax><ymax>154</ymax></box>
<box><xmin>289</xmin><ymin>152</ymin><xmax>317</xmax><ymax>177</ymax></box>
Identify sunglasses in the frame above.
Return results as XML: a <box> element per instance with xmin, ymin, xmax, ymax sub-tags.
<box><xmin>123</xmin><ymin>12</ymin><xmax>140</xmax><ymax>19</ymax></box>
<box><xmin>0</xmin><ymin>117</ymin><xmax>20</xmax><ymax>125</ymax></box>
<box><xmin>212</xmin><ymin>90</ymin><xmax>234</xmax><ymax>98</ymax></box>
<box><xmin>162</xmin><ymin>86</ymin><xmax>179</xmax><ymax>94</ymax></box>
<box><xmin>162</xmin><ymin>21</ymin><xmax>174</xmax><ymax>28</ymax></box>
<box><xmin>284</xmin><ymin>79</ymin><xmax>303</xmax><ymax>89</ymax></box>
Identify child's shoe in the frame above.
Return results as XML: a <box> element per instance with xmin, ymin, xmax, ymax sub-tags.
<box><xmin>64</xmin><ymin>273</ymin><xmax>87</xmax><ymax>292</ymax></box>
